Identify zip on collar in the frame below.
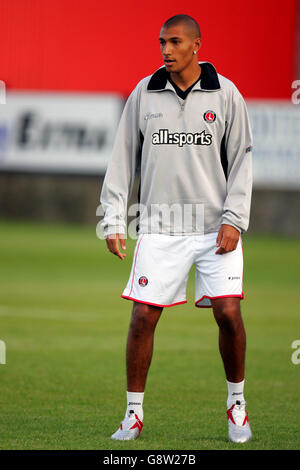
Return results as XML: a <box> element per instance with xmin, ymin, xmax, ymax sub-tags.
<box><xmin>147</xmin><ymin>62</ymin><xmax>221</xmax><ymax>92</ymax></box>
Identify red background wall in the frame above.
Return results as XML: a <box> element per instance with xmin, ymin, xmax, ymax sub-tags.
<box><xmin>0</xmin><ymin>0</ymin><xmax>297</xmax><ymax>98</ymax></box>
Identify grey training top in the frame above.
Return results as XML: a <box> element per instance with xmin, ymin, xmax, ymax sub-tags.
<box><xmin>100</xmin><ymin>62</ymin><xmax>253</xmax><ymax>237</ymax></box>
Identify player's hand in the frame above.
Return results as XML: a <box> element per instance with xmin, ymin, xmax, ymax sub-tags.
<box><xmin>105</xmin><ymin>233</ymin><xmax>126</xmax><ymax>260</ymax></box>
<box><xmin>215</xmin><ymin>224</ymin><xmax>240</xmax><ymax>255</ymax></box>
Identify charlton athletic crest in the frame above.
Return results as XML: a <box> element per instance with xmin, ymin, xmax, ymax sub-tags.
<box><xmin>203</xmin><ymin>110</ymin><xmax>216</xmax><ymax>123</ymax></box>
<box><xmin>138</xmin><ymin>276</ymin><xmax>148</xmax><ymax>287</ymax></box>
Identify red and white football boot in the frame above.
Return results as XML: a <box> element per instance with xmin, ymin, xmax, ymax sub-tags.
<box><xmin>111</xmin><ymin>410</ymin><xmax>143</xmax><ymax>440</ymax></box>
<box><xmin>227</xmin><ymin>400</ymin><xmax>252</xmax><ymax>443</ymax></box>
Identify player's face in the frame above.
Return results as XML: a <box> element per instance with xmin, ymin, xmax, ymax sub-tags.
<box><xmin>159</xmin><ymin>24</ymin><xmax>197</xmax><ymax>73</ymax></box>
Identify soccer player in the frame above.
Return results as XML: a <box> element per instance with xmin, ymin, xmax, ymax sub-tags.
<box><xmin>100</xmin><ymin>14</ymin><xmax>253</xmax><ymax>443</ymax></box>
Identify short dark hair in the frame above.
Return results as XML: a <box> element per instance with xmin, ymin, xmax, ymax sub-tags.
<box><xmin>162</xmin><ymin>14</ymin><xmax>201</xmax><ymax>39</ymax></box>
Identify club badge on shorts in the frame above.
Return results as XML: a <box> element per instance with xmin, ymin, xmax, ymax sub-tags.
<box><xmin>203</xmin><ymin>110</ymin><xmax>216</xmax><ymax>123</ymax></box>
<box><xmin>138</xmin><ymin>276</ymin><xmax>148</xmax><ymax>287</ymax></box>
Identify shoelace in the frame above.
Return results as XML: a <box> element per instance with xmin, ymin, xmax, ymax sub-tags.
<box><xmin>234</xmin><ymin>402</ymin><xmax>246</xmax><ymax>412</ymax></box>
<box><xmin>231</xmin><ymin>401</ymin><xmax>247</xmax><ymax>425</ymax></box>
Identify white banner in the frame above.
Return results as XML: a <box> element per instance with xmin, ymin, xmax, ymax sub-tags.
<box><xmin>247</xmin><ymin>101</ymin><xmax>300</xmax><ymax>189</ymax></box>
<box><xmin>0</xmin><ymin>91</ymin><xmax>123</xmax><ymax>174</ymax></box>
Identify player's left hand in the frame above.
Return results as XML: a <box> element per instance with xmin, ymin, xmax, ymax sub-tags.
<box><xmin>215</xmin><ymin>224</ymin><xmax>240</xmax><ymax>255</ymax></box>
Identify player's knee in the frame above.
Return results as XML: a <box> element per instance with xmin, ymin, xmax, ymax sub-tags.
<box><xmin>213</xmin><ymin>303</ymin><xmax>242</xmax><ymax>333</ymax></box>
<box><xmin>130</xmin><ymin>303</ymin><xmax>161</xmax><ymax>336</ymax></box>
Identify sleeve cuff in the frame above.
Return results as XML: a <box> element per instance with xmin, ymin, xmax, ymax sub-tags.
<box><xmin>103</xmin><ymin>225</ymin><xmax>126</xmax><ymax>238</ymax></box>
<box><xmin>221</xmin><ymin>218</ymin><xmax>243</xmax><ymax>234</ymax></box>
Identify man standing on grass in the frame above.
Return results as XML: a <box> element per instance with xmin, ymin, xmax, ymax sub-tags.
<box><xmin>100</xmin><ymin>14</ymin><xmax>253</xmax><ymax>443</ymax></box>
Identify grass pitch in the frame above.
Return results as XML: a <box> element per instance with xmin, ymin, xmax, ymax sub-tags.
<box><xmin>0</xmin><ymin>219</ymin><xmax>299</xmax><ymax>450</ymax></box>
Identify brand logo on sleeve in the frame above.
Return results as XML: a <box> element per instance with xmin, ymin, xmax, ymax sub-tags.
<box><xmin>152</xmin><ymin>129</ymin><xmax>212</xmax><ymax>147</ymax></box>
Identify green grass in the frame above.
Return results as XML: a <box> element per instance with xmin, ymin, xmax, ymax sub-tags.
<box><xmin>0</xmin><ymin>219</ymin><xmax>299</xmax><ymax>449</ymax></box>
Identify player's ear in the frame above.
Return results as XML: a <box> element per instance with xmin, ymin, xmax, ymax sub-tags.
<box><xmin>194</xmin><ymin>37</ymin><xmax>202</xmax><ymax>53</ymax></box>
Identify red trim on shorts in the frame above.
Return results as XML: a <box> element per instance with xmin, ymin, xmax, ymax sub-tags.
<box><xmin>128</xmin><ymin>234</ymin><xmax>144</xmax><ymax>297</ymax></box>
<box><xmin>121</xmin><ymin>295</ymin><xmax>187</xmax><ymax>308</ymax></box>
<box><xmin>195</xmin><ymin>293</ymin><xmax>244</xmax><ymax>308</ymax></box>
<box><xmin>240</xmin><ymin>235</ymin><xmax>245</xmax><ymax>295</ymax></box>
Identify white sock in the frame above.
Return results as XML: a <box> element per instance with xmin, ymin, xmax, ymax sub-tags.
<box><xmin>227</xmin><ymin>379</ymin><xmax>245</xmax><ymax>408</ymax></box>
<box><xmin>126</xmin><ymin>391</ymin><xmax>144</xmax><ymax>421</ymax></box>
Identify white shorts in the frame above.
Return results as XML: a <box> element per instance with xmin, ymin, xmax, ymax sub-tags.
<box><xmin>122</xmin><ymin>232</ymin><xmax>244</xmax><ymax>308</ymax></box>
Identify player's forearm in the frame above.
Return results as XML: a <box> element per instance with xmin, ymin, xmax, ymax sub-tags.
<box><xmin>100</xmin><ymin>179</ymin><xmax>128</xmax><ymax>237</ymax></box>
<box><xmin>222</xmin><ymin>156</ymin><xmax>253</xmax><ymax>233</ymax></box>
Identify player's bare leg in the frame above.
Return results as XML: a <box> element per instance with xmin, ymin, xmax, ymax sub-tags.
<box><xmin>211</xmin><ymin>297</ymin><xmax>252</xmax><ymax>443</ymax></box>
<box><xmin>126</xmin><ymin>302</ymin><xmax>163</xmax><ymax>391</ymax></box>
<box><xmin>211</xmin><ymin>297</ymin><xmax>245</xmax><ymax>382</ymax></box>
<box><xmin>111</xmin><ymin>302</ymin><xmax>163</xmax><ymax>440</ymax></box>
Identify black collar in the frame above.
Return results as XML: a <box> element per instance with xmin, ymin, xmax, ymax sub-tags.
<box><xmin>147</xmin><ymin>62</ymin><xmax>220</xmax><ymax>92</ymax></box>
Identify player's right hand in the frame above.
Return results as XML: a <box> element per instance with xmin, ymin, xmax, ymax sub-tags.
<box><xmin>105</xmin><ymin>233</ymin><xmax>126</xmax><ymax>260</ymax></box>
